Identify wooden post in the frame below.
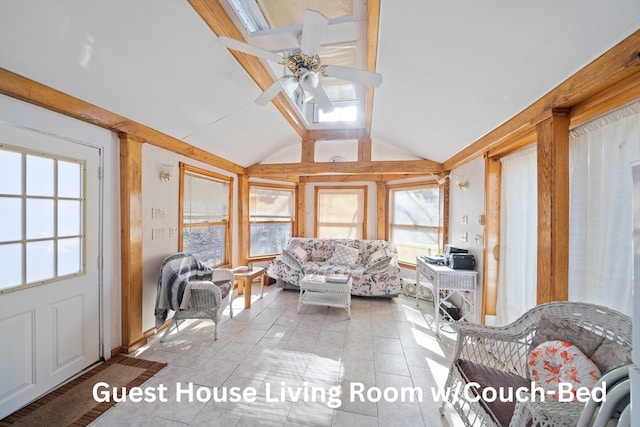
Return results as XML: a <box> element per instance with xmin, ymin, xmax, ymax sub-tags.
<box><xmin>296</xmin><ymin>181</ymin><xmax>306</xmax><ymax>237</ymax></box>
<box><xmin>237</xmin><ymin>174</ymin><xmax>249</xmax><ymax>265</ymax></box>
<box><xmin>358</xmin><ymin>138</ymin><xmax>372</xmax><ymax>162</ymax></box>
<box><xmin>482</xmin><ymin>155</ymin><xmax>502</xmax><ymax>319</ymax></box>
<box><xmin>376</xmin><ymin>181</ymin><xmax>385</xmax><ymax>239</ymax></box>
<box><xmin>119</xmin><ymin>134</ymin><xmax>145</xmax><ymax>353</ymax></box>
<box><xmin>536</xmin><ymin>108</ymin><xmax>570</xmax><ymax>304</ymax></box>
<box><xmin>301</xmin><ymin>139</ymin><xmax>315</xmax><ymax>163</ymax></box>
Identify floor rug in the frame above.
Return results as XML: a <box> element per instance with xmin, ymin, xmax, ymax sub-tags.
<box><xmin>0</xmin><ymin>354</ymin><xmax>167</xmax><ymax>426</ymax></box>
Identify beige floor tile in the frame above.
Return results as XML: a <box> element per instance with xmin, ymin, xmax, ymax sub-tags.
<box><xmin>89</xmin><ymin>287</ymin><xmax>468</xmax><ymax>427</ymax></box>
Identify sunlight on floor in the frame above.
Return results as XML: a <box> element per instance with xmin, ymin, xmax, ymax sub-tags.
<box><xmin>98</xmin><ymin>286</ymin><xmax>466</xmax><ymax>426</ymax></box>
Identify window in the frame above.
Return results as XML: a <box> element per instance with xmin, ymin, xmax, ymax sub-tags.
<box><xmin>249</xmin><ymin>184</ymin><xmax>295</xmax><ymax>257</ymax></box>
<box><xmin>179</xmin><ymin>164</ymin><xmax>232</xmax><ymax>267</ymax></box>
<box><xmin>313</xmin><ymin>100</ymin><xmax>359</xmax><ymax>124</ymax></box>
<box><xmin>0</xmin><ymin>146</ymin><xmax>84</xmax><ymax>291</ymax></box>
<box><xmin>388</xmin><ymin>183</ymin><xmax>441</xmax><ymax>265</ymax></box>
<box><xmin>315</xmin><ymin>186</ymin><xmax>367</xmax><ymax>239</ymax></box>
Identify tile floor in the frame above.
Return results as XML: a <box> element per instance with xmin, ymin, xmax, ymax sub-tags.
<box><xmin>91</xmin><ymin>283</ymin><xmax>465</xmax><ymax>427</ymax></box>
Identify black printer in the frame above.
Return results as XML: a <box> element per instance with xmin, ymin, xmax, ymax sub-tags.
<box><xmin>444</xmin><ymin>245</ymin><xmax>476</xmax><ymax>270</ymax></box>
<box><xmin>448</xmin><ymin>253</ymin><xmax>476</xmax><ymax>270</ymax></box>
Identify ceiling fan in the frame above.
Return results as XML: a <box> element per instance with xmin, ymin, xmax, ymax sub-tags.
<box><xmin>217</xmin><ymin>9</ymin><xmax>383</xmax><ymax>112</ymax></box>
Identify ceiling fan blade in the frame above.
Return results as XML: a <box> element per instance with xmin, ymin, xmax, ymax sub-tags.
<box><xmin>217</xmin><ymin>36</ymin><xmax>283</xmax><ymax>63</ymax></box>
<box><xmin>323</xmin><ymin>65</ymin><xmax>383</xmax><ymax>87</ymax></box>
<box><xmin>309</xmin><ymin>86</ymin><xmax>334</xmax><ymax>113</ymax></box>
<box><xmin>255</xmin><ymin>78</ymin><xmax>297</xmax><ymax>105</ymax></box>
<box><xmin>299</xmin><ymin>10</ymin><xmax>328</xmax><ymax>57</ymax></box>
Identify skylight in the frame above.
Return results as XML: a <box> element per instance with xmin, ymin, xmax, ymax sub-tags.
<box><xmin>227</xmin><ymin>0</ymin><xmax>268</xmax><ymax>32</ymax></box>
<box><xmin>315</xmin><ymin>101</ymin><xmax>359</xmax><ymax>123</ymax></box>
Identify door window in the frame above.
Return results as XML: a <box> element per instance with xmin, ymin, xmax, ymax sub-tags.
<box><xmin>0</xmin><ymin>146</ymin><xmax>85</xmax><ymax>292</ymax></box>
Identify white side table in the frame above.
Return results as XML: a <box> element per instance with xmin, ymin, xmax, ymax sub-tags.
<box><xmin>416</xmin><ymin>256</ymin><xmax>477</xmax><ymax>336</ymax></box>
<box><xmin>298</xmin><ymin>274</ymin><xmax>352</xmax><ymax>319</ymax></box>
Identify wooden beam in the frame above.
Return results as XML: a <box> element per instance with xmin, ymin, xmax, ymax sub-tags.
<box><xmin>536</xmin><ymin>109</ymin><xmax>570</xmax><ymax>304</ymax></box>
<box><xmin>570</xmin><ymin>71</ymin><xmax>640</xmax><ymax>129</ymax></box>
<box><xmin>301</xmin><ymin>139</ymin><xmax>316</xmax><ymax>163</ymax></box>
<box><xmin>444</xmin><ymin>30</ymin><xmax>640</xmax><ymax>171</ymax></box>
<box><xmin>0</xmin><ymin>68</ymin><xmax>245</xmax><ymax>175</ymax></box>
<box><xmin>299</xmin><ymin>173</ymin><xmax>421</xmax><ymax>183</ymax></box>
<box><xmin>187</xmin><ymin>0</ymin><xmax>307</xmax><ymax>137</ymax></box>
<box><xmin>119</xmin><ymin>135</ymin><xmax>145</xmax><ymax>353</ymax></box>
<box><xmin>365</xmin><ymin>0</ymin><xmax>381</xmax><ymax>136</ymax></box>
<box><xmin>377</xmin><ymin>181</ymin><xmax>385</xmax><ymax>239</ymax></box>
<box><xmin>296</xmin><ymin>182</ymin><xmax>306</xmax><ymax>237</ymax></box>
<box><xmin>440</xmin><ymin>179</ymin><xmax>450</xmax><ymax>252</ymax></box>
<box><xmin>237</xmin><ymin>174</ymin><xmax>249</xmax><ymax>265</ymax></box>
<box><xmin>247</xmin><ymin>159</ymin><xmax>442</xmax><ymax>176</ymax></box>
<box><xmin>358</xmin><ymin>138</ymin><xmax>372</xmax><ymax>162</ymax></box>
<box><xmin>306</xmin><ymin>128</ymin><xmax>368</xmax><ymax>141</ymax></box>
<box><xmin>482</xmin><ymin>155</ymin><xmax>501</xmax><ymax>319</ymax></box>
<box><xmin>486</xmin><ymin>127</ymin><xmax>537</xmax><ymax>159</ymax></box>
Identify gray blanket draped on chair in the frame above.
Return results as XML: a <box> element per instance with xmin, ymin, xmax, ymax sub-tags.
<box><xmin>154</xmin><ymin>252</ymin><xmax>213</xmax><ymax>329</ymax></box>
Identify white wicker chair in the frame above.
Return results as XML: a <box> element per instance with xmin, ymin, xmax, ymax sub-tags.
<box><xmin>440</xmin><ymin>301</ymin><xmax>632</xmax><ymax>427</ymax></box>
<box><xmin>155</xmin><ymin>253</ymin><xmax>235</xmax><ymax>341</ymax></box>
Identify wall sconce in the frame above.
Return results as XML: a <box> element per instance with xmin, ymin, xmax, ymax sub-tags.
<box><xmin>456</xmin><ymin>177</ymin><xmax>470</xmax><ymax>191</ymax></box>
<box><xmin>159</xmin><ymin>164</ymin><xmax>175</xmax><ymax>182</ymax></box>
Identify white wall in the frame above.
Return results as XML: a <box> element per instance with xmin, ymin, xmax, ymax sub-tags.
<box><xmin>0</xmin><ymin>94</ymin><xmax>121</xmax><ymax>357</ymax></box>
<box><xmin>141</xmin><ymin>144</ymin><xmax>239</xmax><ymax>332</ymax></box>
<box><xmin>449</xmin><ymin>157</ymin><xmax>486</xmax><ymax>323</ymax></box>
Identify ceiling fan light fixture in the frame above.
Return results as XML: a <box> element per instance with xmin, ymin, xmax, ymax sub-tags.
<box><xmin>285</xmin><ymin>50</ymin><xmax>322</xmax><ymax>77</ymax></box>
<box><xmin>299</xmin><ymin>70</ymin><xmax>319</xmax><ymax>91</ymax></box>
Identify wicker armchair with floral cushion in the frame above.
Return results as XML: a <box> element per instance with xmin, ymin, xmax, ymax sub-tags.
<box><xmin>441</xmin><ymin>301</ymin><xmax>632</xmax><ymax>427</ymax></box>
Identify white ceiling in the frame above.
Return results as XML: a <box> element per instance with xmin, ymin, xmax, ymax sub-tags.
<box><xmin>1</xmin><ymin>1</ymin><xmax>639</xmax><ymax>167</ymax></box>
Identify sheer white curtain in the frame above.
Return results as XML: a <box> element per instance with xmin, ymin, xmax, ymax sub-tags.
<box><xmin>496</xmin><ymin>146</ymin><xmax>538</xmax><ymax>325</ymax></box>
<box><xmin>569</xmin><ymin>101</ymin><xmax>640</xmax><ymax>316</ymax></box>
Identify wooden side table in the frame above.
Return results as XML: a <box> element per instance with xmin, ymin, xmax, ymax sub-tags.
<box><xmin>232</xmin><ymin>266</ymin><xmax>265</xmax><ymax>309</ymax></box>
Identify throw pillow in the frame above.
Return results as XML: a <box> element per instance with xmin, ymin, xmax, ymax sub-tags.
<box><xmin>528</xmin><ymin>340</ymin><xmax>601</xmax><ymax>398</ymax></box>
<box><xmin>329</xmin><ymin>244</ymin><xmax>360</xmax><ymax>267</ymax></box>
<box><xmin>365</xmin><ymin>248</ymin><xmax>391</xmax><ymax>272</ymax></box>
<box><xmin>290</xmin><ymin>245</ymin><xmax>308</xmax><ymax>264</ymax></box>
<box><xmin>530</xmin><ymin>315</ymin><xmax>604</xmax><ymax>357</ymax></box>
<box><xmin>282</xmin><ymin>250</ymin><xmax>303</xmax><ymax>269</ymax></box>
<box><xmin>589</xmin><ymin>339</ymin><xmax>632</xmax><ymax>374</ymax></box>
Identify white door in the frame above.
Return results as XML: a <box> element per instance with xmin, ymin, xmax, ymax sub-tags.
<box><xmin>0</xmin><ymin>124</ymin><xmax>101</xmax><ymax>418</ymax></box>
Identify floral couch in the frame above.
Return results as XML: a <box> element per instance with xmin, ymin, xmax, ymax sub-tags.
<box><xmin>265</xmin><ymin>237</ymin><xmax>402</xmax><ymax>297</ymax></box>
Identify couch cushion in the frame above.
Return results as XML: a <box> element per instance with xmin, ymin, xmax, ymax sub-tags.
<box><xmin>456</xmin><ymin>359</ymin><xmax>530</xmax><ymax>427</ymax></box>
<box><xmin>288</xmin><ymin>246</ymin><xmax>308</xmax><ymax>265</ymax></box>
<box><xmin>589</xmin><ymin>338</ymin><xmax>632</xmax><ymax>374</ymax></box>
<box><xmin>329</xmin><ymin>244</ymin><xmax>360</xmax><ymax>267</ymax></box>
<box><xmin>530</xmin><ymin>315</ymin><xmax>604</xmax><ymax>358</ymax></box>
<box><xmin>528</xmin><ymin>340</ymin><xmax>600</xmax><ymax>398</ymax></box>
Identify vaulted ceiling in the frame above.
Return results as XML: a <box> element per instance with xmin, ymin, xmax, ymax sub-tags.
<box><xmin>1</xmin><ymin>1</ymin><xmax>639</xmax><ymax>168</ymax></box>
